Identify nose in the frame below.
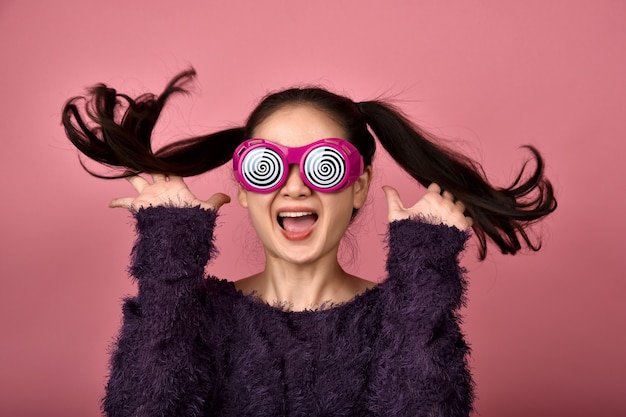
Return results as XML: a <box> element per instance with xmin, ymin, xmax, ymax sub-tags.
<box><xmin>281</xmin><ymin>164</ymin><xmax>311</xmax><ymax>198</ymax></box>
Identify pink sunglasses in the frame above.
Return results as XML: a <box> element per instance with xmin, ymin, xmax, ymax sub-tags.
<box><xmin>233</xmin><ymin>138</ymin><xmax>364</xmax><ymax>193</ymax></box>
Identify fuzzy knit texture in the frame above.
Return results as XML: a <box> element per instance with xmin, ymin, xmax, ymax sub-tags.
<box><xmin>102</xmin><ymin>206</ymin><xmax>473</xmax><ymax>417</ymax></box>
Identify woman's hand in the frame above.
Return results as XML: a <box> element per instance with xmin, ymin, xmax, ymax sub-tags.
<box><xmin>110</xmin><ymin>174</ymin><xmax>231</xmax><ymax>211</ymax></box>
<box><xmin>383</xmin><ymin>183</ymin><xmax>473</xmax><ymax>231</ymax></box>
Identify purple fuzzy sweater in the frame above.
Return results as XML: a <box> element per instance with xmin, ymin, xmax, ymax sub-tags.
<box><xmin>103</xmin><ymin>206</ymin><xmax>473</xmax><ymax>417</ymax></box>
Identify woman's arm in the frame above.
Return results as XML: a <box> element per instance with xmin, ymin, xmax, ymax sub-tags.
<box><xmin>104</xmin><ymin>206</ymin><xmax>221</xmax><ymax>417</ymax></box>
<box><xmin>103</xmin><ymin>175</ymin><xmax>229</xmax><ymax>416</ymax></box>
<box><xmin>368</xmin><ymin>219</ymin><xmax>472</xmax><ymax>417</ymax></box>
<box><xmin>366</xmin><ymin>184</ymin><xmax>473</xmax><ymax>417</ymax></box>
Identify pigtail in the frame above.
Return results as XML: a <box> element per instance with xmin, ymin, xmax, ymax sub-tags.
<box><xmin>62</xmin><ymin>68</ymin><xmax>244</xmax><ymax>178</ymax></box>
<box><xmin>357</xmin><ymin>101</ymin><xmax>557</xmax><ymax>259</ymax></box>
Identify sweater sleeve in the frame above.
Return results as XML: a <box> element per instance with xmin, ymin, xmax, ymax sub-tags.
<box><xmin>103</xmin><ymin>206</ymin><xmax>221</xmax><ymax>417</ymax></box>
<box><xmin>367</xmin><ymin>218</ymin><xmax>473</xmax><ymax>417</ymax></box>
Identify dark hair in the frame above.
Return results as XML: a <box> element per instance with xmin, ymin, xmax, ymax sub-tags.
<box><xmin>62</xmin><ymin>68</ymin><xmax>556</xmax><ymax>259</ymax></box>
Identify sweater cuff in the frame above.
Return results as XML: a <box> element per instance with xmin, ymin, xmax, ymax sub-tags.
<box><xmin>387</xmin><ymin>218</ymin><xmax>469</xmax><ymax>263</ymax></box>
<box><xmin>129</xmin><ymin>206</ymin><xmax>218</xmax><ymax>283</ymax></box>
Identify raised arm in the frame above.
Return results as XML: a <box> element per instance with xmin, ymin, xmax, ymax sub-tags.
<box><xmin>366</xmin><ymin>184</ymin><xmax>473</xmax><ymax>417</ymax></box>
<box><xmin>103</xmin><ymin>175</ymin><xmax>229</xmax><ymax>416</ymax></box>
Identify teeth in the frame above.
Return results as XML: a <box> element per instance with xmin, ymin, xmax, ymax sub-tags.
<box><xmin>278</xmin><ymin>212</ymin><xmax>313</xmax><ymax>218</ymax></box>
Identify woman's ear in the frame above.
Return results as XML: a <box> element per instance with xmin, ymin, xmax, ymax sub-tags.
<box><xmin>352</xmin><ymin>166</ymin><xmax>372</xmax><ymax>209</ymax></box>
<box><xmin>237</xmin><ymin>185</ymin><xmax>249</xmax><ymax>208</ymax></box>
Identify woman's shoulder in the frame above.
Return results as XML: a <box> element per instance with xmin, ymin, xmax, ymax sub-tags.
<box><xmin>205</xmin><ymin>275</ymin><xmax>240</xmax><ymax>297</ymax></box>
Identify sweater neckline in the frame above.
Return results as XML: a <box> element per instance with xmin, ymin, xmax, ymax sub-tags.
<box><xmin>225</xmin><ymin>280</ymin><xmax>381</xmax><ymax>317</ymax></box>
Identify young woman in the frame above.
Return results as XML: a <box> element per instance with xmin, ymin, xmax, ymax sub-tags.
<box><xmin>63</xmin><ymin>68</ymin><xmax>556</xmax><ymax>416</ymax></box>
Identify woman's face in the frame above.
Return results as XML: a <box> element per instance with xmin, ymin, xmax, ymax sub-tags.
<box><xmin>237</xmin><ymin>105</ymin><xmax>371</xmax><ymax>266</ymax></box>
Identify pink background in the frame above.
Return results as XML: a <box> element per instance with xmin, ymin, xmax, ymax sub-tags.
<box><xmin>1</xmin><ymin>1</ymin><xmax>625</xmax><ymax>416</ymax></box>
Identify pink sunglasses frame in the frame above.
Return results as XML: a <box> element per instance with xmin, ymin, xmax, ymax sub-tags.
<box><xmin>233</xmin><ymin>138</ymin><xmax>364</xmax><ymax>193</ymax></box>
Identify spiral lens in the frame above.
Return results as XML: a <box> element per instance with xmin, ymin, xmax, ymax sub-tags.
<box><xmin>241</xmin><ymin>147</ymin><xmax>284</xmax><ymax>191</ymax></box>
<box><xmin>303</xmin><ymin>146</ymin><xmax>346</xmax><ymax>190</ymax></box>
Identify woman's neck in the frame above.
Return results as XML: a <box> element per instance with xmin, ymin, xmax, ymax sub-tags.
<box><xmin>236</xmin><ymin>253</ymin><xmax>373</xmax><ymax>311</ymax></box>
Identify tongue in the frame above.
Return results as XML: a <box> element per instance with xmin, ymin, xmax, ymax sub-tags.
<box><xmin>282</xmin><ymin>215</ymin><xmax>316</xmax><ymax>232</ymax></box>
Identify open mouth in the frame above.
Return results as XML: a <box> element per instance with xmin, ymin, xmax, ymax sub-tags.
<box><xmin>277</xmin><ymin>212</ymin><xmax>319</xmax><ymax>233</ymax></box>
